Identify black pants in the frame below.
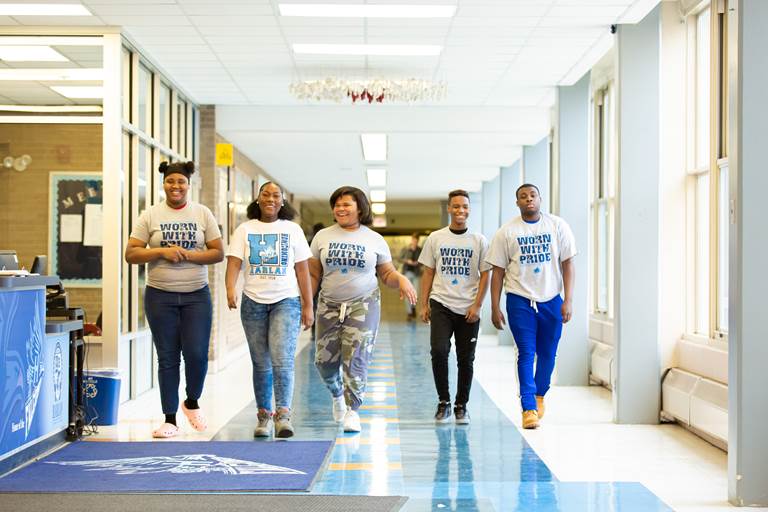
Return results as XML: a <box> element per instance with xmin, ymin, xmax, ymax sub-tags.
<box><xmin>429</xmin><ymin>299</ymin><xmax>480</xmax><ymax>406</ymax></box>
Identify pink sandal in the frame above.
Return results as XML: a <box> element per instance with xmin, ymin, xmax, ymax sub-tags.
<box><xmin>152</xmin><ymin>422</ymin><xmax>180</xmax><ymax>438</ymax></box>
<box><xmin>181</xmin><ymin>402</ymin><xmax>208</xmax><ymax>432</ymax></box>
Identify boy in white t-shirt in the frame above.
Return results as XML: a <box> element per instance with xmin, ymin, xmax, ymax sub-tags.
<box><xmin>485</xmin><ymin>184</ymin><xmax>576</xmax><ymax>430</ymax></box>
<box><xmin>419</xmin><ymin>190</ymin><xmax>490</xmax><ymax>425</ymax></box>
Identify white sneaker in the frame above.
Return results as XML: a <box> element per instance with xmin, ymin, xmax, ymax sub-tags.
<box><xmin>332</xmin><ymin>395</ymin><xmax>347</xmax><ymax>423</ymax></box>
<box><xmin>343</xmin><ymin>409</ymin><xmax>361</xmax><ymax>433</ymax></box>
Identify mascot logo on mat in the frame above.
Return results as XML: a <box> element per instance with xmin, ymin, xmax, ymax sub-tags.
<box><xmin>46</xmin><ymin>454</ymin><xmax>307</xmax><ymax>476</ymax></box>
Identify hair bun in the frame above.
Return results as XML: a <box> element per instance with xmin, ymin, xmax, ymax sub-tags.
<box><xmin>159</xmin><ymin>161</ymin><xmax>169</xmax><ymax>173</ymax></box>
<box><xmin>184</xmin><ymin>161</ymin><xmax>195</xmax><ymax>174</ymax></box>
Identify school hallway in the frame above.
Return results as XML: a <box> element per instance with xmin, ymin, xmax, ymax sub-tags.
<box><xmin>86</xmin><ymin>288</ymin><xmax>751</xmax><ymax>512</ymax></box>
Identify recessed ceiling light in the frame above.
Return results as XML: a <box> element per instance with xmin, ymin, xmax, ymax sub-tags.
<box><xmin>361</xmin><ymin>134</ymin><xmax>386</xmax><ymax>161</ymax></box>
<box><xmin>279</xmin><ymin>4</ymin><xmax>456</xmax><ymax>18</ymax></box>
<box><xmin>0</xmin><ymin>4</ymin><xmax>92</xmax><ymax>15</ymax></box>
<box><xmin>0</xmin><ymin>69</ymin><xmax>101</xmax><ymax>80</ymax></box>
<box><xmin>293</xmin><ymin>44</ymin><xmax>442</xmax><ymax>57</ymax></box>
<box><xmin>0</xmin><ymin>104</ymin><xmax>102</xmax><ymax>112</ymax></box>
<box><xmin>371</xmin><ymin>203</ymin><xmax>387</xmax><ymax>215</ymax></box>
<box><xmin>370</xmin><ymin>190</ymin><xmax>387</xmax><ymax>202</ymax></box>
<box><xmin>50</xmin><ymin>86</ymin><xmax>103</xmax><ymax>99</ymax></box>
<box><xmin>367</xmin><ymin>168</ymin><xmax>387</xmax><ymax>188</ymax></box>
<box><xmin>0</xmin><ymin>46</ymin><xmax>68</xmax><ymax>62</ymax></box>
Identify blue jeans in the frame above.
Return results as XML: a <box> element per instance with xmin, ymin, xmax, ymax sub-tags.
<box><xmin>506</xmin><ymin>293</ymin><xmax>563</xmax><ymax>412</ymax></box>
<box><xmin>241</xmin><ymin>295</ymin><xmax>301</xmax><ymax>411</ymax></box>
<box><xmin>144</xmin><ymin>285</ymin><xmax>212</xmax><ymax>415</ymax></box>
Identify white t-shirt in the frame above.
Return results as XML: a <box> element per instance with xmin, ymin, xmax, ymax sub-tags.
<box><xmin>485</xmin><ymin>213</ymin><xmax>576</xmax><ymax>302</ymax></box>
<box><xmin>227</xmin><ymin>219</ymin><xmax>311</xmax><ymax>304</ymax></box>
<box><xmin>310</xmin><ymin>224</ymin><xmax>392</xmax><ymax>302</ymax></box>
<box><xmin>130</xmin><ymin>201</ymin><xmax>222</xmax><ymax>293</ymax></box>
<box><xmin>418</xmin><ymin>227</ymin><xmax>491</xmax><ymax>315</ymax></box>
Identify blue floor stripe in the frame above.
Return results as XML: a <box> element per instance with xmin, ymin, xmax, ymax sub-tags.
<box><xmin>213</xmin><ymin>309</ymin><xmax>673</xmax><ymax>511</ymax></box>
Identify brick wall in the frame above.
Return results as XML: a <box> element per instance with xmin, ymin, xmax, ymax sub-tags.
<box><xmin>0</xmin><ymin>123</ymin><xmax>103</xmax><ymax>321</ymax></box>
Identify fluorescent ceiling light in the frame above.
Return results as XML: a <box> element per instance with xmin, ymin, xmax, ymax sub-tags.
<box><xmin>370</xmin><ymin>189</ymin><xmax>387</xmax><ymax>202</ymax></box>
<box><xmin>372</xmin><ymin>215</ymin><xmax>387</xmax><ymax>228</ymax></box>
<box><xmin>0</xmin><ymin>46</ymin><xmax>68</xmax><ymax>62</ymax></box>
<box><xmin>371</xmin><ymin>203</ymin><xmax>387</xmax><ymax>215</ymax></box>
<box><xmin>0</xmin><ymin>36</ymin><xmax>102</xmax><ymax>46</ymax></box>
<box><xmin>0</xmin><ymin>69</ymin><xmax>102</xmax><ymax>80</ymax></box>
<box><xmin>367</xmin><ymin>168</ymin><xmax>387</xmax><ymax>188</ymax></box>
<box><xmin>361</xmin><ymin>133</ymin><xmax>386</xmax><ymax>161</ymax></box>
<box><xmin>0</xmin><ymin>104</ymin><xmax>102</xmax><ymax>113</ymax></box>
<box><xmin>279</xmin><ymin>4</ymin><xmax>456</xmax><ymax>18</ymax></box>
<box><xmin>293</xmin><ymin>44</ymin><xmax>442</xmax><ymax>57</ymax></box>
<box><xmin>0</xmin><ymin>4</ymin><xmax>92</xmax><ymax>15</ymax></box>
<box><xmin>50</xmin><ymin>86</ymin><xmax>103</xmax><ymax>99</ymax></box>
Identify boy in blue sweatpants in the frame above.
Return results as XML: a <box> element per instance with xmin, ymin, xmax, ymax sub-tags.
<box><xmin>485</xmin><ymin>183</ymin><xmax>576</xmax><ymax>429</ymax></box>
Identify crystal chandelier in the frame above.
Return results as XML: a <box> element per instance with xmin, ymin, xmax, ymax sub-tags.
<box><xmin>289</xmin><ymin>78</ymin><xmax>447</xmax><ymax>103</ymax></box>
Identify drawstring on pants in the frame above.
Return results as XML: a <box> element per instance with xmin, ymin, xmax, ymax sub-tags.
<box><xmin>530</xmin><ymin>298</ymin><xmax>539</xmax><ymax>313</ymax></box>
<box><xmin>339</xmin><ymin>302</ymin><xmax>348</xmax><ymax>323</ymax></box>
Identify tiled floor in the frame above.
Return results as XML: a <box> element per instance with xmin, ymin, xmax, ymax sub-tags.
<box><xmin>87</xmin><ymin>290</ymin><xmax>764</xmax><ymax>511</ymax></box>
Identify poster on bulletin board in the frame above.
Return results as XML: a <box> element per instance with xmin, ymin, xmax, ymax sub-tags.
<box><xmin>48</xmin><ymin>172</ymin><xmax>103</xmax><ymax>287</ymax></box>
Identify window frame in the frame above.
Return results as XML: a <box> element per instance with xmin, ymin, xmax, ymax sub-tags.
<box><xmin>590</xmin><ymin>82</ymin><xmax>616</xmax><ymax>321</ymax></box>
<box><xmin>684</xmin><ymin>1</ymin><xmax>729</xmax><ymax>345</ymax></box>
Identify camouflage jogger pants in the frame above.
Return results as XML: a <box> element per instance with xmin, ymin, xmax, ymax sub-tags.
<box><xmin>314</xmin><ymin>289</ymin><xmax>381</xmax><ymax>411</ymax></box>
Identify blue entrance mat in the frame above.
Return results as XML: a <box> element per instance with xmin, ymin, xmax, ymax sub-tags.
<box><xmin>0</xmin><ymin>441</ymin><xmax>333</xmax><ymax>493</ymax></box>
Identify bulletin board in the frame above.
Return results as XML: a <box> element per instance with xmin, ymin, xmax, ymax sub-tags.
<box><xmin>48</xmin><ymin>172</ymin><xmax>103</xmax><ymax>287</ymax></box>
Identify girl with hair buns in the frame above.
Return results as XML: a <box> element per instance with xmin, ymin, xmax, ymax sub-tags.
<box><xmin>125</xmin><ymin>161</ymin><xmax>224</xmax><ymax>438</ymax></box>
<box><xmin>225</xmin><ymin>181</ymin><xmax>314</xmax><ymax>439</ymax></box>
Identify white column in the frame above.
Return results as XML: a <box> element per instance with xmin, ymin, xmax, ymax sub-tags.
<box><xmin>100</xmin><ymin>32</ymin><xmax>123</xmax><ymax>368</ymax></box>
<box><xmin>614</xmin><ymin>5</ymin><xmax>662</xmax><ymax>424</ymax></box>
<box><xmin>522</xmin><ymin>137</ymin><xmax>550</xmax><ymax>213</ymax></box>
<box><xmin>555</xmin><ymin>72</ymin><xmax>590</xmax><ymax>385</ymax></box>
<box><xmin>727</xmin><ymin>0</ymin><xmax>768</xmax><ymax>505</ymax></box>
<box><xmin>480</xmin><ymin>176</ymin><xmax>500</xmax><ymax>336</ymax></box>
<box><xmin>497</xmin><ymin>163</ymin><xmax>522</xmax><ymax>346</ymax></box>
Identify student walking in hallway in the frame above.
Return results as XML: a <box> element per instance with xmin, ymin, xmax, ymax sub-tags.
<box><xmin>124</xmin><ymin>161</ymin><xmax>223</xmax><ymax>438</ymax></box>
<box><xmin>309</xmin><ymin>186</ymin><xmax>417</xmax><ymax>433</ymax></box>
<box><xmin>486</xmin><ymin>183</ymin><xmax>576</xmax><ymax>429</ymax></box>
<box><xmin>418</xmin><ymin>189</ymin><xmax>490</xmax><ymax>425</ymax></box>
<box><xmin>225</xmin><ymin>181</ymin><xmax>314</xmax><ymax>439</ymax></box>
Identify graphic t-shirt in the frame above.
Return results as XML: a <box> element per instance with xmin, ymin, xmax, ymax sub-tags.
<box><xmin>227</xmin><ymin>219</ymin><xmax>312</xmax><ymax>304</ymax></box>
<box><xmin>418</xmin><ymin>227</ymin><xmax>491</xmax><ymax>315</ymax></box>
<box><xmin>310</xmin><ymin>224</ymin><xmax>392</xmax><ymax>302</ymax></box>
<box><xmin>130</xmin><ymin>201</ymin><xmax>222</xmax><ymax>293</ymax></box>
<box><xmin>485</xmin><ymin>213</ymin><xmax>576</xmax><ymax>302</ymax></box>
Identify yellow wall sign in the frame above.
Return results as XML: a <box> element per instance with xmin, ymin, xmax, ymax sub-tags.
<box><xmin>216</xmin><ymin>143</ymin><xmax>233</xmax><ymax>166</ymax></box>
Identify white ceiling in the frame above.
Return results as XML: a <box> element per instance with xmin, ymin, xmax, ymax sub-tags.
<box><xmin>0</xmin><ymin>0</ymin><xmax>656</xmax><ymax>200</ymax></box>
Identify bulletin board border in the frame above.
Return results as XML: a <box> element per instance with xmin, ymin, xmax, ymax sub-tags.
<box><xmin>48</xmin><ymin>172</ymin><xmax>103</xmax><ymax>288</ymax></box>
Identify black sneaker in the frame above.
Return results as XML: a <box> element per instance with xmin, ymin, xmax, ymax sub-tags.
<box><xmin>434</xmin><ymin>401</ymin><xmax>452</xmax><ymax>423</ymax></box>
<box><xmin>454</xmin><ymin>404</ymin><xmax>470</xmax><ymax>425</ymax></box>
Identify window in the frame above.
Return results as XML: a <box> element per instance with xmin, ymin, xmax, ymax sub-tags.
<box><xmin>137</xmin><ymin>64</ymin><xmax>152</xmax><ymax>136</ymax></box>
<box><xmin>591</xmin><ymin>83</ymin><xmax>616</xmax><ymax>317</ymax></box>
<box><xmin>121</xmin><ymin>48</ymin><xmax>131</xmax><ymax>123</ymax></box>
<box><xmin>686</xmin><ymin>4</ymin><xmax>728</xmax><ymax>340</ymax></box>
<box><xmin>159</xmin><ymin>83</ymin><xmax>170</xmax><ymax>147</ymax></box>
<box><xmin>717</xmin><ymin>160</ymin><xmax>728</xmax><ymax>332</ymax></box>
<box><xmin>137</xmin><ymin>142</ymin><xmax>150</xmax><ymax>329</ymax></box>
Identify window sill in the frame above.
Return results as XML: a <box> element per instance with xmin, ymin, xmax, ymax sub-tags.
<box><xmin>682</xmin><ymin>333</ymin><xmax>728</xmax><ymax>351</ymax></box>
